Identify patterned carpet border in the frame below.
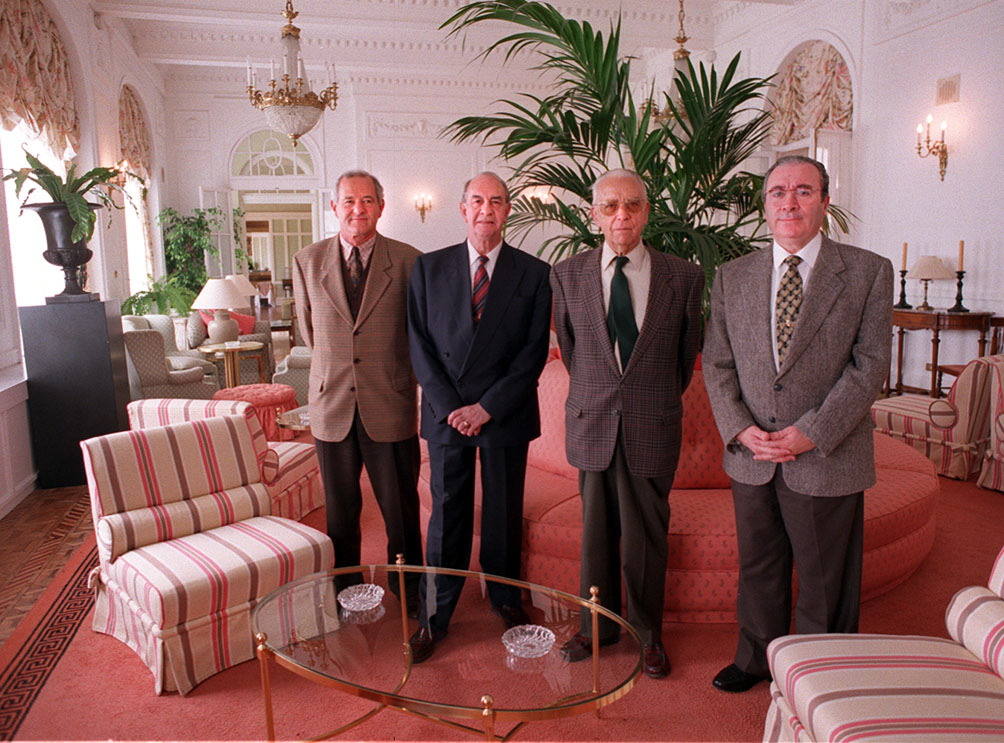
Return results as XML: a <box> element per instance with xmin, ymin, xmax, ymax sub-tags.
<box><xmin>0</xmin><ymin>540</ymin><xmax>97</xmax><ymax>741</ymax></box>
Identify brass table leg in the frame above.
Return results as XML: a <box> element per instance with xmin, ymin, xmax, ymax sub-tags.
<box><xmin>256</xmin><ymin>632</ymin><xmax>276</xmax><ymax>741</ymax></box>
<box><xmin>480</xmin><ymin>695</ymin><xmax>496</xmax><ymax>741</ymax></box>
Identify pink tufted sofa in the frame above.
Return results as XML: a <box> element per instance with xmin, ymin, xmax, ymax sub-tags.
<box><xmin>418</xmin><ymin>357</ymin><xmax>940</xmax><ymax>622</ymax></box>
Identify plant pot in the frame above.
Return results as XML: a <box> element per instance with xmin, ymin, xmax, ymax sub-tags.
<box><xmin>25</xmin><ymin>202</ymin><xmax>102</xmax><ymax>302</ymax></box>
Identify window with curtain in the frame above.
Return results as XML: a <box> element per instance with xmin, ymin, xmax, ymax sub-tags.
<box><xmin>769</xmin><ymin>41</ymin><xmax>853</xmax><ymax>146</ymax></box>
<box><xmin>118</xmin><ymin>85</ymin><xmax>154</xmax><ymax>294</ymax></box>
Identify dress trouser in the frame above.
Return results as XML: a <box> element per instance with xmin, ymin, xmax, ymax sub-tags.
<box><xmin>421</xmin><ymin>441</ymin><xmax>528</xmax><ymax>634</ymax></box>
<box><xmin>314</xmin><ymin>413</ymin><xmax>423</xmax><ymax>598</ymax></box>
<box><xmin>731</xmin><ymin>469</ymin><xmax>864</xmax><ymax>677</ymax></box>
<box><xmin>578</xmin><ymin>435</ymin><xmax>674</xmax><ymax>645</ymax></box>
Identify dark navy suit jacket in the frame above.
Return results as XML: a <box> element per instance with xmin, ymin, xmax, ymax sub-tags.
<box><xmin>407</xmin><ymin>241</ymin><xmax>552</xmax><ymax>448</ymax></box>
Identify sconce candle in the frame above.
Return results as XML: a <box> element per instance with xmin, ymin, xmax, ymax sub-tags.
<box><xmin>915</xmin><ymin>113</ymin><xmax>949</xmax><ymax>181</ymax></box>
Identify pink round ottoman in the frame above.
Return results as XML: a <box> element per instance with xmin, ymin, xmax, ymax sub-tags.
<box><xmin>213</xmin><ymin>383</ymin><xmax>297</xmax><ymax>441</ymax></box>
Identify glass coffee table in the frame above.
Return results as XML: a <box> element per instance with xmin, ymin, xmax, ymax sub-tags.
<box><xmin>252</xmin><ymin>561</ymin><xmax>642</xmax><ymax>741</ymax></box>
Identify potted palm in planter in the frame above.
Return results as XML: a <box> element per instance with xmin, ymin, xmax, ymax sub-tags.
<box><xmin>2</xmin><ymin>151</ymin><xmax>123</xmax><ymax>302</ymax></box>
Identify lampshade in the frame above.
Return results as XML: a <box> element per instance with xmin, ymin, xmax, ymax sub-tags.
<box><xmin>192</xmin><ymin>278</ymin><xmax>247</xmax><ymax>310</ymax></box>
<box><xmin>225</xmin><ymin>274</ymin><xmax>258</xmax><ymax>296</ymax></box>
<box><xmin>907</xmin><ymin>256</ymin><xmax>954</xmax><ymax>281</ymax></box>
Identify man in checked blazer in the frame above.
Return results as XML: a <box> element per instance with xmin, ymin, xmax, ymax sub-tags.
<box><xmin>703</xmin><ymin>156</ymin><xmax>893</xmax><ymax>693</ymax></box>
<box><xmin>406</xmin><ymin>172</ymin><xmax>552</xmax><ymax>662</ymax></box>
<box><xmin>293</xmin><ymin>170</ymin><xmax>422</xmax><ymax>610</ymax></box>
<box><xmin>551</xmin><ymin>169</ymin><xmax>704</xmax><ymax>678</ymax></box>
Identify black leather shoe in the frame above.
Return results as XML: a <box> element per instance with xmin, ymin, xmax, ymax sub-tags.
<box><xmin>493</xmin><ymin>604</ymin><xmax>531</xmax><ymax>629</ymax></box>
<box><xmin>643</xmin><ymin>641</ymin><xmax>670</xmax><ymax>678</ymax></box>
<box><xmin>560</xmin><ymin>632</ymin><xmax>620</xmax><ymax>662</ymax></box>
<box><xmin>712</xmin><ymin>663</ymin><xmax>769</xmax><ymax>693</ymax></box>
<box><xmin>408</xmin><ymin>626</ymin><xmax>445</xmax><ymax>664</ymax></box>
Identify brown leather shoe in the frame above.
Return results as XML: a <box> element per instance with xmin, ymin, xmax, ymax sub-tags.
<box><xmin>560</xmin><ymin>632</ymin><xmax>620</xmax><ymax>663</ymax></box>
<box><xmin>643</xmin><ymin>641</ymin><xmax>670</xmax><ymax>678</ymax></box>
<box><xmin>408</xmin><ymin>626</ymin><xmax>445</xmax><ymax>664</ymax></box>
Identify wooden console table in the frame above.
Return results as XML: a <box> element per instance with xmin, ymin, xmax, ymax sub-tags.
<box><xmin>892</xmin><ymin>309</ymin><xmax>993</xmax><ymax>397</ymax></box>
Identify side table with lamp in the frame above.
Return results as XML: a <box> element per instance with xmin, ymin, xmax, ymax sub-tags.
<box><xmin>191</xmin><ymin>277</ymin><xmax>247</xmax><ymax>344</ymax></box>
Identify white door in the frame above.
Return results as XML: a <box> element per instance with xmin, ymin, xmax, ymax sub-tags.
<box><xmin>198</xmin><ymin>187</ymin><xmax>238</xmax><ymax>277</ymax></box>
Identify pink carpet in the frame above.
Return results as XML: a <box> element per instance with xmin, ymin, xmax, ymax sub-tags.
<box><xmin>4</xmin><ymin>476</ymin><xmax>1003</xmax><ymax>741</ymax></box>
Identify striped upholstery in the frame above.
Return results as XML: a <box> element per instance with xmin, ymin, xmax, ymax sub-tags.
<box><xmin>871</xmin><ymin>356</ymin><xmax>998</xmax><ymax>479</ymax></box>
<box><xmin>763</xmin><ymin>546</ymin><xmax>1004</xmax><ymax>742</ymax></box>
<box><xmin>126</xmin><ymin>398</ymin><xmax>323</xmax><ymax>520</ymax></box>
<box><xmin>978</xmin><ymin>357</ymin><xmax>1004</xmax><ymax>491</ymax></box>
<box><xmin>81</xmin><ymin>416</ymin><xmax>333</xmax><ymax>695</ymax></box>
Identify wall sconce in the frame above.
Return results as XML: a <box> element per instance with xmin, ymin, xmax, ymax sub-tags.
<box><xmin>414</xmin><ymin>194</ymin><xmax>432</xmax><ymax>223</ymax></box>
<box><xmin>915</xmin><ymin>114</ymin><xmax>948</xmax><ymax>181</ymax></box>
<box><xmin>907</xmin><ymin>255</ymin><xmax>954</xmax><ymax>311</ymax></box>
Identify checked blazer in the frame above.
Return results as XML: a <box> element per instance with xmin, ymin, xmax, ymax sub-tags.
<box><xmin>551</xmin><ymin>246</ymin><xmax>704</xmax><ymax>478</ymax></box>
<box><xmin>292</xmin><ymin>233</ymin><xmax>419</xmax><ymax>443</ymax></box>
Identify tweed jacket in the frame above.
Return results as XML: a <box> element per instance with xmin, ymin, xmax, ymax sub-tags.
<box><xmin>551</xmin><ymin>246</ymin><xmax>704</xmax><ymax>478</ymax></box>
<box><xmin>702</xmin><ymin>236</ymin><xmax>894</xmax><ymax>496</ymax></box>
<box><xmin>407</xmin><ymin>241</ymin><xmax>552</xmax><ymax>447</ymax></box>
<box><xmin>292</xmin><ymin>233</ymin><xmax>419</xmax><ymax>443</ymax></box>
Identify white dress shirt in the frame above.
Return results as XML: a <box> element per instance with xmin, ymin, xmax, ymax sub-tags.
<box><xmin>339</xmin><ymin>234</ymin><xmax>376</xmax><ymax>267</ymax></box>
<box><xmin>770</xmin><ymin>232</ymin><xmax>822</xmax><ymax>370</ymax></box>
<box><xmin>601</xmin><ymin>242</ymin><xmax>650</xmax><ymax>371</ymax></box>
<box><xmin>467</xmin><ymin>240</ymin><xmax>502</xmax><ymax>281</ymax></box>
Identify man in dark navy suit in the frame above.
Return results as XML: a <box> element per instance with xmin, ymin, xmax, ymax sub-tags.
<box><xmin>406</xmin><ymin>171</ymin><xmax>552</xmax><ymax>661</ymax></box>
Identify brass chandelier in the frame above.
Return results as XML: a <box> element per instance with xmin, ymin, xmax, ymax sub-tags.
<box><xmin>246</xmin><ymin>1</ymin><xmax>338</xmax><ymax>145</ymax></box>
<box><xmin>640</xmin><ymin>0</ymin><xmax>691</xmax><ymax>125</ymax></box>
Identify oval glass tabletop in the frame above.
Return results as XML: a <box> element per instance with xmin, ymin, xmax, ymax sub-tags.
<box><xmin>252</xmin><ymin>565</ymin><xmax>642</xmax><ymax>720</ymax></box>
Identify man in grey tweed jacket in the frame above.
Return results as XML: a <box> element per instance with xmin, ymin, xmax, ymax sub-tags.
<box><xmin>551</xmin><ymin>169</ymin><xmax>703</xmax><ymax>678</ymax></box>
<box><xmin>703</xmin><ymin>156</ymin><xmax>893</xmax><ymax>693</ymax></box>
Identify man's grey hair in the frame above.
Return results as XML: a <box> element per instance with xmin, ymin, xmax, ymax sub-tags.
<box><xmin>335</xmin><ymin>170</ymin><xmax>385</xmax><ymax>203</ymax></box>
<box><xmin>591</xmin><ymin>169</ymin><xmax>648</xmax><ymax>203</ymax></box>
<box><xmin>461</xmin><ymin>171</ymin><xmax>511</xmax><ymax>203</ymax></box>
<box><xmin>763</xmin><ymin>156</ymin><xmax>829</xmax><ymax>198</ymax></box>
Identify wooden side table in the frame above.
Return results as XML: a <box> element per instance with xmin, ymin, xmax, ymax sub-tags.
<box><xmin>199</xmin><ymin>341</ymin><xmax>265</xmax><ymax>388</ymax></box>
<box><xmin>892</xmin><ymin>309</ymin><xmax>993</xmax><ymax>397</ymax></box>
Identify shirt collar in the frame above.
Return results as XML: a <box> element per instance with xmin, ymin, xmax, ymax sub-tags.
<box><xmin>339</xmin><ymin>233</ymin><xmax>377</xmax><ymax>261</ymax></box>
<box><xmin>602</xmin><ymin>242</ymin><xmax>647</xmax><ymax>270</ymax></box>
<box><xmin>467</xmin><ymin>240</ymin><xmax>503</xmax><ymax>267</ymax></box>
<box><xmin>772</xmin><ymin>232</ymin><xmax>822</xmax><ymax>272</ymax></box>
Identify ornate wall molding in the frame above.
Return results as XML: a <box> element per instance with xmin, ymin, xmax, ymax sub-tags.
<box><xmin>878</xmin><ymin>0</ymin><xmax>993</xmax><ymax>40</ymax></box>
<box><xmin>366</xmin><ymin>113</ymin><xmax>455</xmax><ymax>139</ymax></box>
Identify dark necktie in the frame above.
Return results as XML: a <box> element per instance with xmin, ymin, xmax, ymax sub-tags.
<box><xmin>471</xmin><ymin>255</ymin><xmax>489</xmax><ymax>323</ymax></box>
<box><xmin>347</xmin><ymin>246</ymin><xmax>363</xmax><ymax>291</ymax></box>
<box><xmin>606</xmin><ymin>255</ymin><xmax>638</xmax><ymax>370</ymax></box>
<box><xmin>775</xmin><ymin>254</ymin><xmax>803</xmax><ymax>365</ymax></box>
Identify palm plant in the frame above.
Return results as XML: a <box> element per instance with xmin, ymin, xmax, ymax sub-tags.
<box><xmin>441</xmin><ymin>0</ymin><xmax>776</xmax><ymax>294</ymax></box>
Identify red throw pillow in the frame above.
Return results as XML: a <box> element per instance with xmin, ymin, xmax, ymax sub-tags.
<box><xmin>199</xmin><ymin>310</ymin><xmax>257</xmax><ymax>336</ymax></box>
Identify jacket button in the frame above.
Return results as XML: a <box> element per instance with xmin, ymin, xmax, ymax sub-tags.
<box><xmin>353</xmin><ymin>330</ymin><xmax>360</xmax><ymax>336</ymax></box>
<box><xmin>349</xmin><ymin>386</ymin><xmax>356</xmax><ymax>392</ymax></box>
<box><xmin>773</xmin><ymin>383</ymin><xmax>783</xmax><ymax>392</ymax></box>
<box><xmin>353</xmin><ymin>358</ymin><xmax>360</xmax><ymax>364</ymax></box>
<box><xmin>769</xmin><ymin>416</ymin><xmax>776</xmax><ymax>423</ymax></box>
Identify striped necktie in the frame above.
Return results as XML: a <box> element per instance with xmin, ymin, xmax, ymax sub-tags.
<box><xmin>775</xmin><ymin>255</ymin><xmax>803</xmax><ymax>365</ymax></box>
<box><xmin>471</xmin><ymin>255</ymin><xmax>489</xmax><ymax>323</ymax></box>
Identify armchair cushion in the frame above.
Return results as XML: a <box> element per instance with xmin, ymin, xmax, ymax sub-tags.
<box><xmin>169</xmin><ymin>366</ymin><xmax>205</xmax><ymax>385</ymax></box>
<box><xmin>978</xmin><ymin>357</ymin><xmax>1004</xmax><ymax>491</ymax></box>
<box><xmin>198</xmin><ymin>309</ymin><xmax>257</xmax><ymax>335</ymax></box>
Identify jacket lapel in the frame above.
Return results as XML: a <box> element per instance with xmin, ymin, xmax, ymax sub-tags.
<box><xmin>583</xmin><ymin>248</ymin><xmax>621</xmax><ymax>377</ymax></box>
<box><xmin>624</xmin><ymin>247</ymin><xmax>674</xmax><ymax>375</ymax></box>
<box><xmin>318</xmin><ymin>236</ymin><xmax>353</xmax><ymax>325</ymax></box>
<box><xmin>354</xmin><ymin>234</ymin><xmax>391</xmax><ymax>328</ymax></box>
<box><xmin>776</xmin><ymin>237</ymin><xmax>845</xmax><ymax>378</ymax></box>
<box><xmin>460</xmin><ymin>243</ymin><xmax>522</xmax><ymax>377</ymax></box>
<box><xmin>739</xmin><ymin>248</ymin><xmax>776</xmax><ymax>374</ymax></box>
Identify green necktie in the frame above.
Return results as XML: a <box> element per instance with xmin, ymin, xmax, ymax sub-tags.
<box><xmin>607</xmin><ymin>255</ymin><xmax>638</xmax><ymax>370</ymax></box>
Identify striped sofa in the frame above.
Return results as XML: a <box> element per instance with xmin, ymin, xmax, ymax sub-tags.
<box><xmin>126</xmin><ymin>398</ymin><xmax>323</xmax><ymax>521</ymax></box>
<box><xmin>80</xmin><ymin>415</ymin><xmax>334</xmax><ymax>695</ymax></box>
<box><xmin>871</xmin><ymin>356</ymin><xmax>1003</xmax><ymax>479</ymax></box>
<box><xmin>978</xmin><ymin>359</ymin><xmax>1004</xmax><ymax>491</ymax></box>
<box><xmin>763</xmin><ymin>545</ymin><xmax>1004</xmax><ymax>742</ymax></box>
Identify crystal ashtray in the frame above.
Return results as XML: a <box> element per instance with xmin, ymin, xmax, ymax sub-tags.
<box><xmin>501</xmin><ymin>624</ymin><xmax>555</xmax><ymax>658</ymax></box>
<box><xmin>336</xmin><ymin>583</ymin><xmax>384</xmax><ymax>612</ymax></box>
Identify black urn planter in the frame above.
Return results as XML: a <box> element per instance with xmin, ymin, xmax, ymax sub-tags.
<box><xmin>25</xmin><ymin>202</ymin><xmax>102</xmax><ymax>303</ymax></box>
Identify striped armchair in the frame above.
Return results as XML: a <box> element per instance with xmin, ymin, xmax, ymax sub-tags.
<box><xmin>763</xmin><ymin>545</ymin><xmax>1004</xmax><ymax>742</ymax></box>
<box><xmin>80</xmin><ymin>415</ymin><xmax>333</xmax><ymax>694</ymax></box>
<box><xmin>871</xmin><ymin>356</ymin><xmax>998</xmax><ymax>479</ymax></box>
<box><xmin>126</xmin><ymin>398</ymin><xmax>323</xmax><ymax>521</ymax></box>
<box><xmin>978</xmin><ymin>357</ymin><xmax>1004</xmax><ymax>491</ymax></box>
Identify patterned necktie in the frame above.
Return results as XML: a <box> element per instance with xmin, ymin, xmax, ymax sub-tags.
<box><xmin>471</xmin><ymin>255</ymin><xmax>489</xmax><ymax>323</ymax></box>
<box><xmin>775</xmin><ymin>254</ymin><xmax>803</xmax><ymax>365</ymax></box>
<box><xmin>347</xmin><ymin>246</ymin><xmax>363</xmax><ymax>291</ymax></box>
<box><xmin>606</xmin><ymin>255</ymin><xmax>639</xmax><ymax>370</ymax></box>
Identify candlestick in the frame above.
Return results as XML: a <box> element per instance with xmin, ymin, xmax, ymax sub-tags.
<box><xmin>894</xmin><ymin>269</ymin><xmax>912</xmax><ymax>309</ymax></box>
<box><xmin>269</xmin><ymin>59</ymin><xmax>275</xmax><ymax>81</ymax></box>
<box><xmin>948</xmin><ymin>270</ymin><xmax>969</xmax><ymax>313</ymax></box>
<box><xmin>901</xmin><ymin>241</ymin><xmax>908</xmax><ymax>271</ymax></box>
<box><xmin>957</xmin><ymin>239</ymin><xmax>964</xmax><ymax>271</ymax></box>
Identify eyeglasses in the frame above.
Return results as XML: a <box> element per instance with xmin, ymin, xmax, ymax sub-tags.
<box><xmin>595</xmin><ymin>199</ymin><xmax>646</xmax><ymax>216</ymax></box>
<box><xmin>765</xmin><ymin>186</ymin><xmax>821</xmax><ymax>201</ymax></box>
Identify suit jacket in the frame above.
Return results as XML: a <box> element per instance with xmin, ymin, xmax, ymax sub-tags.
<box><xmin>702</xmin><ymin>236</ymin><xmax>894</xmax><ymax>496</ymax></box>
<box><xmin>407</xmin><ymin>241</ymin><xmax>552</xmax><ymax>447</ymax></box>
<box><xmin>292</xmin><ymin>233</ymin><xmax>419</xmax><ymax>443</ymax></box>
<box><xmin>551</xmin><ymin>246</ymin><xmax>704</xmax><ymax>478</ymax></box>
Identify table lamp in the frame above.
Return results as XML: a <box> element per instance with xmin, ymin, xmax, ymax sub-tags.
<box><xmin>225</xmin><ymin>273</ymin><xmax>259</xmax><ymax>312</ymax></box>
<box><xmin>191</xmin><ymin>278</ymin><xmax>247</xmax><ymax>343</ymax></box>
<box><xmin>907</xmin><ymin>255</ymin><xmax>954</xmax><ymax>311</ymax></box>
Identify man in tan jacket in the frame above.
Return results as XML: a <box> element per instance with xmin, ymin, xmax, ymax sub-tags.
<box><xmin>293</xmin><ymin>170</ymin><xmax>422</xmax><ymax>611</ymax></box>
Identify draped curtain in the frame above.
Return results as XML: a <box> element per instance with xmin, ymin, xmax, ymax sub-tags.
<box><xmin>119</xmin><ymin>85</ymin><xmax>155</xmax><ymax>290</ymax></box>
<box><xmin>118</xmin><ymin>85</ymin><xmax>152</xmax><ymax>180</ymax></box>
<box><xmin>770</xmin><ymin>41</ymin><xmax>852</xmax><ymax>146</ymax></box>
<box><xmin>0</xmin><ymin>0</ymin><xmax>80</xmax><ymax>159</ymax></box>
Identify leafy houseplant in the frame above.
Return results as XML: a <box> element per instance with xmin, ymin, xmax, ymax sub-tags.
<box><xmin>440</xmin><ymin>1</ymin><xmax>827</xmax><ymax>307</ymax></box>
<box><xmin>158</xmin><ymin>207</ymin><xmax>223</xmax><ymax>295</ymax></box>
<box><xmin>121</xmin><ymin>274</ymin><xmax>197</xmax><ymax>317</ymax></box>
<box><xmin>2</xmin><ymin>151</ymin><xmax>124</xmax><ymax>299</ymax></box>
